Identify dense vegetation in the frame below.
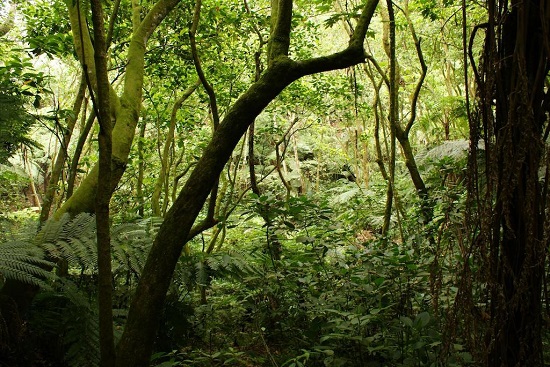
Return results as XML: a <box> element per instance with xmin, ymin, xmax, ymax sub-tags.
<box><xmin>0</xmin><ymin>0</ymin><xmax>548</xmax><ymax>366</ymax></box>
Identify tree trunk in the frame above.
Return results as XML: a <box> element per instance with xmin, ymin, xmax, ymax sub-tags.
<box><xmin>476</xmin><ymin>0</ymin><xmax>549</xmax><ymax>365</ymax></box>
<box><xmin>55</xmin><ymin>0</ymin><xmax>184</xmax><ymax>218</ymax></box>
<box><xmin>115</xmin><ymin>2</ymin><xmax>380</xmax><ymax>365</ymax></box>
<box><xmin>381</xmin><ymin>0</ymin><xmax>397</xmax><ymax>235</ymax></box>
<box><xmin>89</xmin><ymin>0</ymin><xmax>116</xmax><ymax>364</ymax></box>
<box><xmin>136</xmin><ymin>122</ymin><xmax>146</xmax><ymax>217</ymax></box>
<box><xmin>67</xmin><ymin>108</ymin><xmax>95</xmax><ymax>199</ymax></box>
<box><xmin>0</xmin><ymin>0</ymin><xmax>186</xmax><ymax>346</ymax></box>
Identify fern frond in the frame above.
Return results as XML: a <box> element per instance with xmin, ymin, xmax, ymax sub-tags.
<box><xmin>111</xmin><ymin>222</ymin><xmax>153</xmax><ymax>277</ymax></box>
<box><xmin>33</xmin><ymin>280</ymin><xmax>101</xmax><ymax>367</ymax></box>
<box><xmin>60</xmin><ymin>213</ymin><xmax>96</xmax><ymax>240</ymax></box>
<box><xmin>34</xmin><ymin>213</ymin><xmax>73</xmax><ymax>244</ymax></box>
<box><xmin>69</xmin><ymin>237</ymin><xmax>97</xmax><ymax>269</ymax></box>
<box><xmin>0</xmin><ymin>240</ymin><xmax>55</xmax><ymax>288</ymax></box>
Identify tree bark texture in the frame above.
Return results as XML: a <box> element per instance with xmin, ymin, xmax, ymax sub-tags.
<box><xmin>89</xmin><ymin>0</ymin><xmax>116</xmax><ymax>364</ymax></box>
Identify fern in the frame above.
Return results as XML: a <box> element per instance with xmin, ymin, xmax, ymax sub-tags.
<box><xmin>0</xmin><ymin>214</ymin><xmax>160</xmax><ymax>367</ymax></box>
<box><xmin>31</xmin><ymin>280</ymin><xmax>101</xmax><ymax>367</ymax></box>
<box><xmin>38</xmin><ymin>213</ymin><xmax>98</xmax><ymax>271</ymax></box>
<box><xmin>180</xmin><ymin>249</ymin><xmax>262</xmax><ymax>290</ymax></box>
<box><xmin>34</xmin><ymin>214</ymin><xmax>156</xmax><ymax>279</ymax></box>
<box><xmin>110</xmin><ymin>219</ymin><xmax>155</xmax><ymax>278</ymax></box>
<box><xmin>0</xmin><ymin>240</ymin><xmax>55</xmax><ymax>288</ymax></box>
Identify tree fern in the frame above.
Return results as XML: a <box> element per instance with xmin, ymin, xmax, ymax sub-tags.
<box><xmin>0</xmin><ymin>214</ymin><xmax>162</xmax><ymax>367</ymax></box>
<box><xmin>38</xmin><ymin>213</ymin><xmax>98</xmax><ymax>270</ymax></box>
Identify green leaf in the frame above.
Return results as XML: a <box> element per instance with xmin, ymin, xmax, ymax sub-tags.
<box><xmin>414</xmin><ymin>311</ymin><xmax>431</xmax><ymax>329</ymax></box>
<box><xmin>400</xmin><ymin>316</ymin><xmax>413</xmax><ymax>327</ymax></box>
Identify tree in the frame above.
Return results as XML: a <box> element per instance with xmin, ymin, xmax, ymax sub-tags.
<box><xmin>472</xmin><ymin>0</ymin><xmax>550</xmax><ymax>365</ymax></box>
<box><xmin>114</xmin><ymin>0</ymin><xmax>380</xmax><ymax>365</ymax></box>
<box><xmin>0</xmin><ymin>0</ymin><xmax>186</xmax><ymax>352</ymax></box>
<box><xmin>89</xmin><ymin>0</ymin><xmax>116</xmax><ymax>364</ymax></box>
<box><xmin>0</xmin><ymin>36</ymin><xmax>44</xmax><ymax>165</ymax></box>
<box><xmin>53</xmin><ymin>0</ymin><xmax>185</xmax><ymax>218</ymax></box>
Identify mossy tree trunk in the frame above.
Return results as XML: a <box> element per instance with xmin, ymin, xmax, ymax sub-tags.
<box><xmin>54</xmin><ymin>0</ymin><xmax>184</xmax><ymax>219</ymax></box>
<box><xmin>115</xmin><ymin>1</ymin><xmax>380</xmax><ymax>365</ymax></box>
<box><xmin>0</xmin><ymin>0</ymin><xmax>185</xmax><ymax>343</ymax></box>
<box><xmin>89</xmin><ymin>0</ymin><xmax>116</xmax><ymax>365</ymax></box>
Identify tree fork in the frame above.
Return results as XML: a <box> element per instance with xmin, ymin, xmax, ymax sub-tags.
<box><xmin>115</xmin><ymin>1</ymin><xmax>380</xmax><ymax>365</ymax></box>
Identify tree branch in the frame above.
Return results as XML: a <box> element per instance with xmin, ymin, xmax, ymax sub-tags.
<box><xmin>403</xmin><ymin>0</ymin><xmax>427</xmax><ymax>136</ymax></box>
<box><xmin>292</xmin><ymin>0</ymin><xmax>379</xmax><ymax>76</ymax></box>
<box><xmin>268</xmin><ymin>0</ymin><xmax>293</xmax><ymax>61</ymax></box>
<box><xmin>135</xmin><ymin>0</ymin><xmax>183</xmax><ymax>44</ymax></box>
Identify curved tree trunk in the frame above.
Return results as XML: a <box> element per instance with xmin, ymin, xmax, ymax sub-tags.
<box><xmin>115</xmin><ymin>1</ymin><xmax>380</xmax><ymax>365</ymax></box>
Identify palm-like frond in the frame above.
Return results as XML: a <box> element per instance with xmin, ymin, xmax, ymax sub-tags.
<box><xmin>180</xmin><ymin>249</ymin><xmax>262</xmax><ymax>289</ymax></box>
<box><xmin>0</xmin><ymin>240</ymin><xmax>55</xmax><ymax>288</ymax></box>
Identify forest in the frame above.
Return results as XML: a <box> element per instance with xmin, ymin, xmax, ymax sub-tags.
<box><xmin>0</xmin><ymin>0</ymin><xmax>548</xmax><ymax>366</ymax></box>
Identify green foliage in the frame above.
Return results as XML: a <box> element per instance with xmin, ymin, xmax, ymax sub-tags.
<box><xmin>0</xmin><ymin>165</ymin><xmax>30</xmax><ymax>213</ymax></box>
<box><xmin>0</xmin><ymin>86</ymin><xmax>38</xmax><ymax>164</ymax></box>
<box><xmin>0</xmin><ymin>240</ymin><xmax>55</xmax><ymax>288</ymax></box>
<box><xmin>0</xmin><ymin>0</ymin><xmax>515</xmax><ymax>365</ymax></box>
<box><xmin>30</xmin><ymin>280</ymin><xmax>101</xmax><ymax>367</ymax></box>
<box><xmin>0</xmin><ymin>30</ymin><xmax>49</xmax><ymax>163</ymax></box>
<box><xmin>0</xmin><ymin>214</ymin><xmax>161</xmax><ymax>366</ymax></box>
<box><xmin>35</xmin><ymin>213</ymin><xmax>160</xmax><ymax>281</ymax></box>
<box><xmin>22</xmin><ymin>0</ymin><xmax>74</xmax><ymax>57</ymax></box>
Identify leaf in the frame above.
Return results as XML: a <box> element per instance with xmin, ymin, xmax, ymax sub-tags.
<box><xmin>414</xmin><ymin>311</ymin><xmax>431</xmax><ymax>329</ymax></box>
<box><xmin>283</xmin><ymin>220</ymin><xmax>296</xmax><ymax>230</ymax></box>
<box><xmin>400</xmin><ymin>316</ymin><xmax>413</xmax><ymax>327</ymax></box>
<box><xmin>331</xmin><ymin>187</ymin><xmax>360</xmax><ymax>204</ymax></box>
<box><xmin>374</xmin><ymin>277</ymin><xmax>385</xmax><ymax>286</ymax></box>
<box><xmin>296</xmin><ymin>235</ymin><xmax>314</xmax><ymax>244</ymax></box>
<box><xmin>460</xmin><ymin>352</ymin><xmax>473</xmax><ymax>363</ymax></box>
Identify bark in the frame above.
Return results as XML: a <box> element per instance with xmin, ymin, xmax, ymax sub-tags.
<box><xmin>90</xmin><ymin>0</ymin><xmax>115</xmax><ymax>364</ymax></box>
<box><xmin>136</xmin><ymin>122</ymin><xmax>146</xmax><ymax>217</ymax></box>
<box><xmin>115</xmin><ymin>1</ymin><xmax>380</xmax><ymax>365</ymax></box>
<box><xmin>478</xmin><ymin>0</ymin><xmax>550</xmax><ymax>365</ymax></box>
<box><xmin>382</xmin><ymin>0</ymin><xmax>396</xmax><ymax>235</ymax></box>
